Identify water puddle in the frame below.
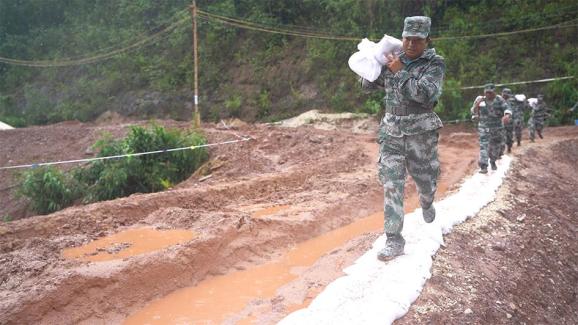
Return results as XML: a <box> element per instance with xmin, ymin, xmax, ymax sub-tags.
<box><xmin>62</xmin><ymin>228</ymin><xmax>196</xmax><ymax>262</ymax></box>
<box><xmin>251</xmin><ymin>205</ymin><xmax>290</xmax><ymax>219</ymax></box>
<box><xmin>123</xmin><ymin>200</ymin><xmax>419</xmax><ymax>324</ymax></box>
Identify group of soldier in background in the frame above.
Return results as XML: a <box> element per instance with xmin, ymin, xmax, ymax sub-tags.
<box><xmin>471</xmin><ymin>83</ymin><xmax>550</xmax><ymax>174</ymax></box>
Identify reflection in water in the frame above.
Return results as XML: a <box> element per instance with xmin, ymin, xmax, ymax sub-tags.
<box><xmin>63</xmin><ymin>228</ymin><xmax>196</xmax><ymax>262</ymax></box>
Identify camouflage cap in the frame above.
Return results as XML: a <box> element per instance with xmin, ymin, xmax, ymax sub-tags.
<box><xmin>484</xmin><ymin>83</ymin><xmax>496</xmax><ymax>93</ymax></box>
<box><xmin>502</xmin><ymin>88</ymin><xmax>512</xmax><ymax>95</ymax></box>
<box><xmin>402</xmin><ymin>16</ymin><xmax>431</xmax><ymax>39</ymax></box>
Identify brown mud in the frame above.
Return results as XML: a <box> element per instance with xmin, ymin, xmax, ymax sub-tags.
<box><xmin>0</xmin><ymin>119</ymin><xmax>576</xmax><ymax>324</ymax></box>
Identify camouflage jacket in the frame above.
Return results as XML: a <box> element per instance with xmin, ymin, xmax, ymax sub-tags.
<box><xmin>531</xmin><ymin>101</ymin><xmax>550</xmax><ymax>122</ymax></box>
<box><xmin>361</xmin><ymin>48</ymin><xmax>445</xmax><ymax>137</ymax></box>
<box><xmin>473</xmin><ymin>95</ymin><xmax>508</xmax><ymax>129</ymax></box>
<box><xmin>510</xmin><ymin>97</ymin><xmax>528</xmax><ymax>122</ymax></box>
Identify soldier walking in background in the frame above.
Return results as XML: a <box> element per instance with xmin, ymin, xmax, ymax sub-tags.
<box><xmin>511</xmin><ymin>93</ymin><xmax>529</xmax><ymax>146</ymax></box>
<box><xmin>471</xmin><ymin>83</ymin><xmax>510</xmax><ymax>173</ymax></box>
<box><xmin>529</xmin><ymin>94</ymin><xmax>551</xmax><ymax>142</ymax></box>
<box><xmin>360</xmin><ymin>16</ymin><xmax>445</xmax><ymax>261</ymax></box>
<box><xmin>501</xmin><ymin>88</ymin><xmax>515</xmax><ymax>153</ymax></box>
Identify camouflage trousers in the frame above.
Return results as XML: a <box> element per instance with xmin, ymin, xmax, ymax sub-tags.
<box><xmin>499</xmin><ymin>126</ymin><xmax>506</xmax><ymax>156</ymax></box>
<box><xmin>513</xmin><ymin>118</ymin><xmax>523</xmax><ymax>142</ymax></box>
<box><xmin>504</xmin><ymin>123</ymin><xmax>514</xmax><ymax>149</ymax></box>
<box><xmin>377</xmin><ymin>130</ymin><xmax>440</xmax><ymax>235</ymax></box>
<box><xmin>478</xmin><ymin>126</ymin><xmax>503</xmax><ymax>167</ymax></box>
<box><xmin>528</xmin><ymin>118</ymin><xmax>544</xmax><ymax>140</ymax></box>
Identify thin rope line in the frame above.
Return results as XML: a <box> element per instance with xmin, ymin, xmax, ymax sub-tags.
<box><xmin>460</xmin><ymin>76</ymin><xmax>575</xmax><ymax>90</ymax></box>
<box><xmin>434</xmin><ymin>20</ymin><xmax>578</xmax><ymax>41</ymax></box>
<box><xmin>0</xmin><ymin>16</ymin><xmax>190</xmax><ymax>67</ymax></box>
<box><xmin>199</xmin><ymin>10</ymin><xmax>578</xmax><ymax>42</ymax></box>
<box><xmin>0</xmin><ymin>137</ymin><xmax>251</xmax><ymax>170</ymax></box>
<box><xmin>197</xmin><ymin>12</ymin><xmax>360</xmax><ymax>41</ymax></box>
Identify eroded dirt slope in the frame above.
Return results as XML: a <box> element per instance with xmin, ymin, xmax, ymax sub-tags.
<box><xmin>398</xmin><ymin>132</ymin><xmax>578</xmax><ymax>325</ymax></box>
<box><xmin>0</xmin><ymin>120</ymin><xmax>576</xmax><ymax>325</ymax></box>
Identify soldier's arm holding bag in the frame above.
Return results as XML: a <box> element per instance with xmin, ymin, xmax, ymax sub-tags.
<box><xmin>396</xmin><ymin>56</ymin><xmax>445</xmax><ymax>106</ymax></box>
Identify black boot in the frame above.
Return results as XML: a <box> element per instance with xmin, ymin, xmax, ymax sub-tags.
<box><xmin>423</xmin><ymin>204</ymin><xmax>436</xmax><ymax>223</ymax></box>
<box><xmin>491</xmin><ymin>161</ymin><xmax>497</xmax><ymax>170</ymax></box>
<box><xmin>517</xmin><ymin>139</ymin><xmax>521</xmax><ymax>146</ymax></box>
<box><xmin>538</xmin><ymin>130</ymin><xmax>543</xmax><ymax>139</ymax></box>
<box><xmin>479</xmin><ymin>164</ymin><xmax>488</xmax><ymax>174</ymax></box>
<box><xmin>507</xmin><ymin>145</ymin><xmax>512</xmax><ymax>153</ymax></box>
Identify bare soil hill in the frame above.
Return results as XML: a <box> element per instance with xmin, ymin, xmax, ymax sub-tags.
<box><xmin>0</xmin><ymin>119</ymin><xmax>576</xmax><ymax>324</ymax></box>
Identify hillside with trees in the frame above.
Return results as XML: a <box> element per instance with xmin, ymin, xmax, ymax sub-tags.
<box><xmin>0</xmin><ymin>0</ymin><xmax>576</xmax><ymax>127</ymax></box>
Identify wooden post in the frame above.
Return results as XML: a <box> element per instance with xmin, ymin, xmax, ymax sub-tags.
<box><xmin>191</xmin><ymin>0</ymin><xmax>201</xmax><ymax>128</ymax></box>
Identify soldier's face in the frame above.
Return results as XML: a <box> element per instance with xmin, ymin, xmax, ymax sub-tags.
<box><xmin>403</xmin><ymin>36</ymin><xmax>428</xmax><ymax>59</ymax></box>
<box><xmin>485</xmin><ymin>91</ymin><xmax>496</xmax><ymax>100</ymax></box>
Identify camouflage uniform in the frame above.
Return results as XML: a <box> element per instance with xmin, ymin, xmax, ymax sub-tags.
<box><xmin>361</xmin><ymin>19</ymin><xmax>444</xmax><ymax>245</ymax></box>
<box><xmin>529</xmin><ymin>96</ymin><xmax>550</xmax><ymax>141</ymax></box>
<box><xmin>511</xmin><ymin>95</ymin><xmax>529</xmax><ymax>145</ymax></box>
<box><xmin>471</xmin><ymin>88</ymin><xmax>508</xmax><ymax>171</ymax></box>
<box><xmin>502</xmin><ymin>89</ymin><xmax>515</xmax><ymax>152</ymax></box>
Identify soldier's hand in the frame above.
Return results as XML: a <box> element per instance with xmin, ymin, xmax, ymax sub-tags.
<box><xmin>386</xmin><ymin>54</ymin><xmax>403</xmax><ymax>73</ymax></box>
<box><xmin>502</xmin><ymin>114</ymin><xmax>511</xmax><ymax>125</ymax></box>
<box><xmin>471</xmin><ymin>115</ymin><xmax>479</xmax><ymax>122</ymax></box>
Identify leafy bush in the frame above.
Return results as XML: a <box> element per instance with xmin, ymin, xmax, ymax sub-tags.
<box><xmin>19</xmin><ymin>124</ymin><xmax>209</xmax><ymax>213</ymax></box>
<box><xmin>19</xmin><ymin>166</ymin><xmax>80</xmax><ymax>214</ymax></box>
<box><xmin>77</xmin><ymin>124</ymin><xmax>209</xmax><ymax>202</ymax></box>
<box><xmin>359</xmin><ymin>97</ymin><xmax>382</xmax><ymax>115</ymax></box>
<box><xmin>224</xmin><ymin>94</ymin><xmax>243</xmax><ymax>117</ymax></box>
<box><xmin>256</xmin><ymin>90</ymin><xmax>271</xmax><ymax>118</ymax></box>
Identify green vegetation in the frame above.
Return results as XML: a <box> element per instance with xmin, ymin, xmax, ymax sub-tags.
<box><xmin>0</xmin><ymin>0</ymin><xmax>576</xmax><ymax>126</ymax></box>
<box><xmin>19</xmin><ymin>166</ymin><xmax>80</xmax><ymax>214</ymax></box>
<box><xmin>18</xmin><ymin>124</ymin><xmax>208</xmax><ymax>214</ymax></box>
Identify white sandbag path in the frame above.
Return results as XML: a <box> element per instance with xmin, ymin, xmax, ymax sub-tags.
<box><xmin>280</xmin><ymin>156</ymin><xmax>512</xmax><ymax>325</ymax></box>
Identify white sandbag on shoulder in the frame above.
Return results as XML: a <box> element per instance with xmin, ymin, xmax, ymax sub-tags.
<box><xmin>348</xmin><ymin>34</ymin><xmax>402</xmax><ymax>82</ymax></box>
<box><xmin>528</xmin><ymin>98</ymin><xmax>538</xmax><ymax>108</ymax></box>
<box><xmin>514</xmin><ymin>94</ymin><xmax>526</xmax><ymax>102</ymax></box>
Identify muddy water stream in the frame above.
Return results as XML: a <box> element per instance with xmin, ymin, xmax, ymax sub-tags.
<box><xmin>123</xmin><ymin>142</ymin><xmax>461</xmax><ymax>324</ymax></box>
<box><xmin>123</xmin><ymin>200</ymin><xmax>422</xmax><ymax>324</ymax></box>
<box><xmin>62</xmin><ymin>228</ymin><xmax>196</xmax><ymax>262</ymax></box>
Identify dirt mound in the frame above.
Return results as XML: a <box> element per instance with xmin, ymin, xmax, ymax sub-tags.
<box><xmin>94</xmin><ymin>110</ymin><xmax>130</xmax><ymax>124</ymax></box>
<box><xmin>399</xmin><ymin>134</ymin><xmax>578</xmax><ymax>324</ymax></box>
<box><xmin>276</xmin><ymin>109</ymin><xmax>373</xmax><ymax>133</ymax></box>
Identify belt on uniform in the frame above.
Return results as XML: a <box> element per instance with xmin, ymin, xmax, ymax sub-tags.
<box><xmin>385</xmin><ymin>105</ymin><xmax>432</xmax><ymax>116</ymax></box>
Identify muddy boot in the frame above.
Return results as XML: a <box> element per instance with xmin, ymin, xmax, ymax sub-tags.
<box><xmin>507</xmin><ymin>145</ymin><xmax>512</xmax><ymax>153</ymax></box>
<box><xmin>491</xmin><ymin>161</ymin><xmax>497</xmax><ymax>171</ymax></box>
<box><xmin>479</xmin><ymin>165</ymin><xmax>488</xmax><ymax>174</ymax></box>
<box><xmin>423</xmin><ymin>204</ymin><xmax>436</xmax><ymax>223</ymax></box>
<box><xmin>538</xmin><ymin>130</ymin><xmax>543</xmax><ymax>139</ymax></box>
<box><xmin>517</xmin><ymin>139</ymin><xmax>521</xmax><ymax>146</ymax></box>
<box><xmin>377</xmin><ymin>234</ymin><xmax>405</xmax><ymax>261</ymax></box>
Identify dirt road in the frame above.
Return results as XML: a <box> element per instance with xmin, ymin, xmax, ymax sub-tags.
<box><xmin>0</xmin><ymin>119</ymin><xmax>576</xmax><ymax>324</ymax></box>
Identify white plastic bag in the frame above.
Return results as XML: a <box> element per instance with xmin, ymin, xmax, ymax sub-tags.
<box><xmin>348</xmin><ymin>34</ymin><xmax>402</xmax><ymax>82</ymax></box>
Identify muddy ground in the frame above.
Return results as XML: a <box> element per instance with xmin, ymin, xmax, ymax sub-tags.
<box><xmin>0</xmin><ymin>117</ymin><xmax>576</xmax><ymax>324</ymax></box>
<box><xmin>398</xmin><ymin>133</ymin><xmax>578</xmax><ymax>325</ymax></box>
